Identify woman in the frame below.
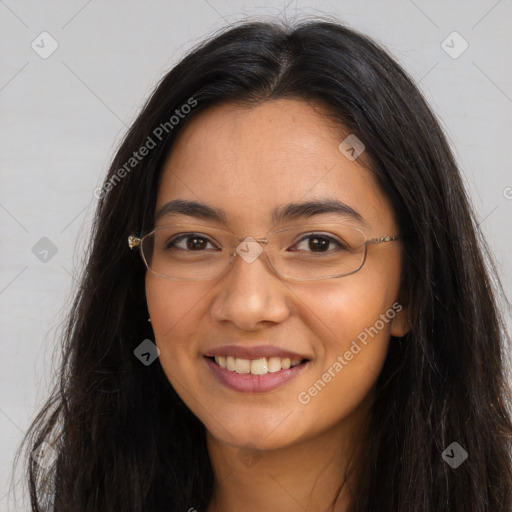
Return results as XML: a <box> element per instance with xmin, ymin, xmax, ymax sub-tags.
<box><xmin>20</xmin><ymin>18</ymin><xmax>512</xmax><ymax>511</ymax></box>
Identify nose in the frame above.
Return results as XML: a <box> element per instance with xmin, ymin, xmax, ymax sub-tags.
<box><xmin>209</xmin><ymin>244</ymin><xmax>291</xmax><ymax>331</ymax></box>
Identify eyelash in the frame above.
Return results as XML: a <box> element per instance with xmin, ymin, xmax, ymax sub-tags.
<box><xmin>166</xmin><ymin>232</ymin><xmax>347</xmax><ymax>252</ymax></box>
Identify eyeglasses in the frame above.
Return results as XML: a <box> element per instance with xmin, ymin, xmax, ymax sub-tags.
<box><xmin>128</xmin><ymin>223</ymin><xmax>401</xmax><ymax>282</ymax></box>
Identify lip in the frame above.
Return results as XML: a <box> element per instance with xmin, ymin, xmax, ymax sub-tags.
<box><xmin>204</xmin><ymin>344</ymin><xmax>308</xmax><ymax>361</ymax></box>
<box><xmin>204</xmin><ymin>356</ymin><xmax>310</xmax><ymax>393</ymax></box>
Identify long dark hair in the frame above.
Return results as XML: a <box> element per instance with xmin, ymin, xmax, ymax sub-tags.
<box><xmin>16</xmin><ymin>17</ymin><xmax>512</xmax><ymax>511</ymax></box>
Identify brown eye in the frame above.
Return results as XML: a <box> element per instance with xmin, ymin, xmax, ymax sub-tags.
<box><xmin>167</xmin><ymin>234</ymin><xmax>217</xmax><ymax>251</ymax></box>
<box><xmin>290</xmin><ymin>234</ymin><xmax>347</xmax><ymax>253</ymax></box>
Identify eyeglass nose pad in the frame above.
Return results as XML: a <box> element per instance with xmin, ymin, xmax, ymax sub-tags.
<box><xmin>235</xmin><ymin>237</ymin><xmax>264</xmax><ymax>264</ymax></box>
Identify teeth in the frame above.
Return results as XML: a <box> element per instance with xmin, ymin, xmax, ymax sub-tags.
<box><xmin>213</xmin><ymin>356</ymin><xmax>302</xmax><ymax>374</ymax></box>
<box><xmin>234</xmin><ymin>358</ymin><xmax>251</xmax><ymax>373</ymax></box>
<box><xmin>267</xmin><ymin>357</ymin><xmax>282</xmax><ymax>373</ymax></box>
<box><xmin>250</xmin><ymin>358</ymin><xmax>268</xmax><ymax>375</ymax></box>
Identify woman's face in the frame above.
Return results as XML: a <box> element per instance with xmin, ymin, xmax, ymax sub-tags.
<box><xmin>146</xmin><ymin>99</ymin><xmax>409</xmax><ymax>451</ymax></box>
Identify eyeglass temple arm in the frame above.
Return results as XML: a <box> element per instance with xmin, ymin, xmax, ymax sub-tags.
<box><xmin>366</xmin><ymin>235</ymin><xmax>401</xmax><ymax>245</ymax></box>
<box><xmin>128</xmin><ymin>236</ymin><xmax>141</xmax><ymax>249</ymax></box>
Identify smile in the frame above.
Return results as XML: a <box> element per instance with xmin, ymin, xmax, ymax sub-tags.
<box><xmin>204</xmin><ymin>356</ymin><xmax>310</xmax><ymax>393</ymax></box>
<box><xmin>210</xmin><ymin>355</ymin><xmax>304</xmax><ymax>375</ymax></box>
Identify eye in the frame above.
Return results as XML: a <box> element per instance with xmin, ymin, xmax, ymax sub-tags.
<box><xmin>290</xmin><ymin>233</ymin><xmax>348</xmax><ymax>253</ymax></box>
<box><xmin>167</xmin><ymin>233</ymin><xmax>219</xmax><ymax>251</ymax></box>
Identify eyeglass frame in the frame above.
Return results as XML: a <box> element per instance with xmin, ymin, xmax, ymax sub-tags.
<box><xmin>127</xmin><ymin>223</ymin><xmax>401</xmax><ymax>282</ymax></box>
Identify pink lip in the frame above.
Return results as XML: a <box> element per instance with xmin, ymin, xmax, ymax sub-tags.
<box><xmin>204</xmin><ymin>344</ymin><xmax>308</xmax><ymax>361</ymax></box>
<box><xmin>205</xmin><ymin>357</ymin><xmax>310</xmax><ymax>393</ymax></box>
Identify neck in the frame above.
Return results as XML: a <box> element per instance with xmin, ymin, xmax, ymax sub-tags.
<box><xmin>205</xmin><ymin>406</ymin><xmax>370</xmax><ymax>512</ymax></box>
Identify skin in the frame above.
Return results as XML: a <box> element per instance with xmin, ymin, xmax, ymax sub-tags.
<box><xmin>145</xmin><ymin>99</ymin><xmax>410</xmax><ymax>511</ymax></box>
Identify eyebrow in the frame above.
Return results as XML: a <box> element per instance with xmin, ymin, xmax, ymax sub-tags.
<box><xmin>154</xmin><ymin>198</ymin><xmax>368</xmax><ymax>226</ymax></box>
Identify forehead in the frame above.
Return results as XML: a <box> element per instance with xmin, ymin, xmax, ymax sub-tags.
<box><xmin>156</xmin><ymin>99</ymin><xmax>396</xmax><ymax>232</ymax></box>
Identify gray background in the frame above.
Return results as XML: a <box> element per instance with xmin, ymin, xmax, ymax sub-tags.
<box><xmin>1</xmin><ymin>1</ymin><xmax>511</xmax><ymax>509</ymax></box>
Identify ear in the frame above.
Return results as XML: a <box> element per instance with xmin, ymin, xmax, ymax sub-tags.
<box><xmin>389</xmin><ymin>304</ymin><xmax>411</xmax><ymax>338</ymax></box>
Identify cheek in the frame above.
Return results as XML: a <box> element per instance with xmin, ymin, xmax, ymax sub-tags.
<box><xmin>293</xmin><ymin>285</ymin><xmax>396</xmax><ymax>422</ymax></box>
<box><xmin>145</xmin><ymin>275</ymin><xmax>212</xmax><ymax>373</ymax></box>
<box><xmin>301</xmin><ymin>262</ymin><xmax>401</xmax><ymax>380</ymax></box>
<box><xmin>309</xmin><ymin>277</ymin><xmax>398</xmax><ymax>345</ymax></box>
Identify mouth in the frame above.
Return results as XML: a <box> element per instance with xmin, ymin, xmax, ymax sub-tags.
<box><xmin>205</xmin><ymin>355</ymin><xmax>309</xmax><ymax>375</ymax></box>
<box><xmin>204</xmin><ymin>355</ymin><xmax>310</xmax><ymax>393</ymax></box>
